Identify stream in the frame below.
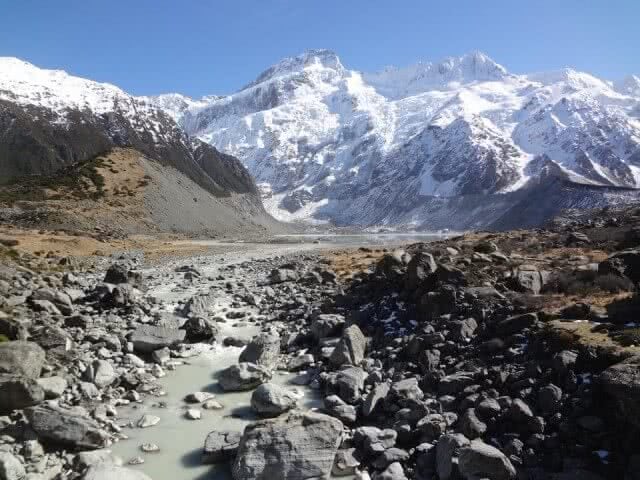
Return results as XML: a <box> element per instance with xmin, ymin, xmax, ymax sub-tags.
<box><xmin>110</xmin><ymin>235</ymin><xmax>445</xmax><ymax>480</ymax></box>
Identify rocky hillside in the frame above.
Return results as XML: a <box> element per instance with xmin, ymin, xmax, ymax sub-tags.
<box><xmin>0</xmin><ymin>57</ymin><xmax>278</xmax><ymax>236</ymax></box>
<box><xmin>154</xmin><ymin>50</ymin><xmax>640</xmax><ymax>229</ymax></box>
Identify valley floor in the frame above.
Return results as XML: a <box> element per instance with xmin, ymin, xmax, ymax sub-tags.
<box><xmin>2</xmin><ymin>207</ymin><xmax>640</xmax><ymax>479</ymax></box>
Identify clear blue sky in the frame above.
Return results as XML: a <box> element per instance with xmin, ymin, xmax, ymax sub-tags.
<box><xmin>1</xmin><ymin>0</ymin><xmax>638</xmax><ymax>97</ymax></box>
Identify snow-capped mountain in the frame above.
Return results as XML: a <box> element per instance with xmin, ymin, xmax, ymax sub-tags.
<box><xmin>0</xmin><ymin>57</ymin><xmax>259</xmax><ymax>198</ymax></box>
<box><xmin>151</xmin><ymin>50</ymin><xmax>640</xmax><ymax>228</ymax></box>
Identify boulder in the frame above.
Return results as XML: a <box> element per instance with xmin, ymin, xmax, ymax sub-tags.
<box><xmin>497</xmin><ymin>312</ymin><xmax>538</xmax><ymax>336</ymax></box>
<box><xmin>86</xmin><ymin>360</ymin><xmax>117</xmax><ymax>388</ymax></box>
<box><xmin>436</xmin><ymin>433</ymin><xmax>470</xmax><ymax>480</ymax></box>
<box><xmin>335</xmin><ymin>367</ymin><xmax>367</xmax><ymax>404</ymax></box>
<box><xmin>83</xmin><ymin>465</ymin><xmax>151</xmax><ymax>480</ymax></box>
<box><xmin>330</xmin><ymin>325</ymin><xmax>366</xmax><ymax>367</ymax></box>
<box><xmin>130</xmin><ymin>325</ymin><xmax>186</xmax><ymax>353</ymax></box>
<box><xmin>251</xmin><ymin>383</ymin><xmax>299</xmax><ymax>416</ymax></box>
<box><xmin>458</xmin><ymin>441</ymin><xmax>516</xmax><ymax>480</ymax></box>
<box><xmin>219</xmin><ymin>363</ymin><xmax>272</xmax><ymax>392</ymax></box>
<box><xmin>183</xmin><ymin>290</ymin><xmax>215</xmax><ymax>317</ymax></box>
<box><xmin>362</xmin><ymin>382</ymin><xmax>390</xmax><ymax>417</ymax></box>
<box><xmin>599</xmin><ymin>250</ymin><xmax>640</xmax><ymax>283</ymax></box>
<box><xmin>600</xmin><ymin>356</ymin><xmax>640</xmax><ymax>428</ymax></box>
<box><xmin>373</xmin><ymin>462</ymin><xmax>408</xmax><ymax>480</ymax></box>
<box><xmin>103</xmin><ymin>264</ymin><xmax>143</xmax><ymax>288</ymax></box>
<box><xmin>511</xmin><ymin>265</ymin><xmax>549</xmax><ymax>294</ymax></box>
<box><xmin>538</xmin><ymin>384</ymin><xmax>563</xmax><ymax>414</ymax></box>
<box><xmin>406</xmin><ymin>251</ymin><xmax>437</xmax><ymax>290</ymax></box>
<box><xmin>269</xmin><ymin>268</ymin><xmax>298</xmax><ymax>284</ymax></box>
<box><xmin>0</xmin><ymin>341</ymin><xmax>45</xmax><ymax>379</ymax></box>
<box><xmin>37</xmin><ymin>376</ymin><xmax>68</xmax><ymax>399</ymax></box>
<box><xmin>26</xmin><ymin>403</ymin><xmax>109</xmax><ymax>449</ymax></box>
<box><xmin>239</xmin><ymin>333</ymin><xmax>280</xmax><ymax>369</ymax></box>
<box><xmin>0</xmin><ymin>451</ymin><xmax>25</xmax><ymax>480</ymax></box>
<box><xmin>30</xmin><ymin>288</ymin><xmax>73</xmax><ymax>315</ymax></box>
<box><xmin>203</xmin><ymin>431</ymin><xmax>242</xmax><ymax>464</ymax></box>
<box><xmin>233</xmin><ymin>411</ymin><xmax>343</xmax><ymax>480</ymax></box>
<box><xmin>0</xmin><ymin>374</ymin><xmax>45</xmax><ymax>412</ymax></box>
<box><xmin>74</xmin><ymin>450</ymin><xmax>123</xmax><ymax>470</ymax></box>
<box><xmin>310</xmin><ymin>314</ymin><xmax>345</xmax><ymax>340</ymax></box>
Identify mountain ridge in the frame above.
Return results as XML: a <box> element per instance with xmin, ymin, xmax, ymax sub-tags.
<box><xmin>148</xmin><ymin>50</ymin><xmax>640</xmax><ymax>228</ymax></box>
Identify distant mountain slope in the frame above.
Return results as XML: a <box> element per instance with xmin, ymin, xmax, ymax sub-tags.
<box><xmin>0</xmin><ymin>57</ymin><xmax>278</xmax><ymax>235</ymax></box>
<box><xmin>152</xmin><ymin>50</ymin><xmax>640</xmax><ymax>229</ymax></box>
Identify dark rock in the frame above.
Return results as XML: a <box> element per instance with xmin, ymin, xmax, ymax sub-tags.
<box><xmin>239</xmin><ymin>333</ymin><xmax>280</xmax><ymax>369</ymax></box>
<box><xmin>232</xmin><ymin>411</ymin><xmax>343</xmax><ymax>480</ymax></box>
<box><xmin>458</xmin><ymin>440</ymin><xmax>516</xmax><ymax>480</ymax></box>
<box><xmin>203</xmin><ymin>431</ymin><xmax>241</xmax><ymax>464</ymax></box>
<box><xmin>26</xmin><ymin>403</ymin><xmax>109</xmax><ymax>449</ymax></box>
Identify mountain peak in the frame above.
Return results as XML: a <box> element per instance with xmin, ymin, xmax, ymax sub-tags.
<box><xmin>242</xmin><ymin>49</ymin><xmax>344</xmax><ymax>90</ymax></box>
<box><xmin>363</xmin><ymin>51</ymin><xmax>509</xmax><ymax>99</ymax></box>
<box><xmin>614</xmin><ymin>74</ymin><xmax>640</xmax><ymax>96</ymax></box>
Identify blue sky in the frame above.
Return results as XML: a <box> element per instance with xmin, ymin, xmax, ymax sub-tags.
<box><xmin>1</xmin><ymin>0</ymin><xmax>638</xmax><ymax>97</ymax></box>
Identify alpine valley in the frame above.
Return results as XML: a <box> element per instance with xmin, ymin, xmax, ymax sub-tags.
<box><xmin>149</xmin><ymin>50</ymin><xmax>640</xmax><ymax>230</ymax></box>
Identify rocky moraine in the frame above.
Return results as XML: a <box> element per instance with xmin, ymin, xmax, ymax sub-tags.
<box><xmin>2</xmin><ymin>208</ymin><xmax>640</xmax><ymax>480</ymax></box>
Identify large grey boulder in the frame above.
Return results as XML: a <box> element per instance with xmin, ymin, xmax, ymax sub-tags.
<box><xmin>83</xmin><ymin>465</ymin><xmax>151</xmax><ymax>480</ymax></box>
<box><xmin>0</xmin><ymin>374</ymin><xmax>45</xmax><ymax>412</ymax></box>
<box><xmin>600</xmin><ymin>355</ymin><xmax>640</xmax><ymax>428</ymax></box>
<box><xmin>85</xmin><ymin>360</ymin><xmax>117</xmax><ymax>388</ymax></box>
<box><xmin>0</xmin><ymin>451</ymin><xmax>25</xmax><ymax>480</ymax></box>
<box><xmin>130</xmin><ymin>325</ymin><xmax>186</xmax><ymax>353</ymax></box>
<box><xmin>203</xmin><ymin>431</ymin><xmax>242</xmax><ymax>464</ymax></box>
<box><xmin>335</xmin><ymin>367</ymin><xmax>367</xmax><ymax>404</ymax></box>
<box><xmin>26</xmin><ymin>403</ymin><xmax>109</xmax><ymax>449</ymax></box>
<box><xmin>0</xmin><ymin>341</ymin><xmax>45</xmax><ymax>379</ymax></box>
<box><xmin>30</xmin><ymin>288</ymin><xmax>74</xmax><ymax>315</ymax></box>
<box><xmin>219</xmin><ymin>363</ymin><xmax>272</xmax><ymax>392</ymax></box>
<box><xmin>233</xmin><ymin>411</ymin><xmax>343</xmax><ymax>480</ymax></box>
<box><xmin>251</xmin><ymin>383</ymin><xmax>299</xmax><ymax>417</ymax></box>
<box><xmin>436</xmin><ymin>433</ymin><xmax>470</xmax><ymax>480</ymax></box>
<box><xmin>329</xmin><ymin>325</ymin><xmax>366</xmax><ymax>367</ymax></box>
<box><xmin>458</xmin><ymin>441</ymin><xmax>516</xmax><ymax>480</ymax></box>
<box><xmin>239</xmin><ymin>333</ymin><xmax>280</xmax><ymax>369</ymax></box>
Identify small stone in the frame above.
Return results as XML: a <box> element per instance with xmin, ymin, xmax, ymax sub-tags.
<box><xmin>203</xmin><ymin>399</ymin><xmax>224</xmax><ymax>410</ymax></box>
<box><xmin>137</xmin><ymin>414</ymin><xmax>160</xmax><ymax>428</ymax></box>
<box><xmin>140</xmin><ymin>443</ymin><xmax>160</xmax><ymax>453</ymax></box>
<box><xmin>185</xmin><ymin>409</ymin><xmax>201</xmax><ymax>420</ymax></box>
<box><xmin>185</xmin><ymin>392</ymin><xmax>215</xmax><ymax>404</ymax></box>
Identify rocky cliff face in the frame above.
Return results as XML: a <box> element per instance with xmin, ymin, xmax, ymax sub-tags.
<box><xmin>152</xmin><ymin>50</ymin><xmax>640</xmax><ymax>229</ymax></box>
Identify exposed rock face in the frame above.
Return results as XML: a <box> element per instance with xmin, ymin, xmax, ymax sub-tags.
<box><xmin>232</xmin><ymin>411</ymin><xmax>343</xmax><ymax>480</ymax></box>
<box><xmin>218</xmin><ymin>363</ymin><xmax>272</xmax><ymax>391</ymax></box>
<box><xmin>25</xmin><ymin>403</ymin><xmax>109</xmax><ymax>449</ymax></box>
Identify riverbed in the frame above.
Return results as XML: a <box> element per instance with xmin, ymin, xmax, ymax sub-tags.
<box><xmin>110</xmin><ymin>235</ymin><xmax>445</xmax><ymax>479</ymax></box>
